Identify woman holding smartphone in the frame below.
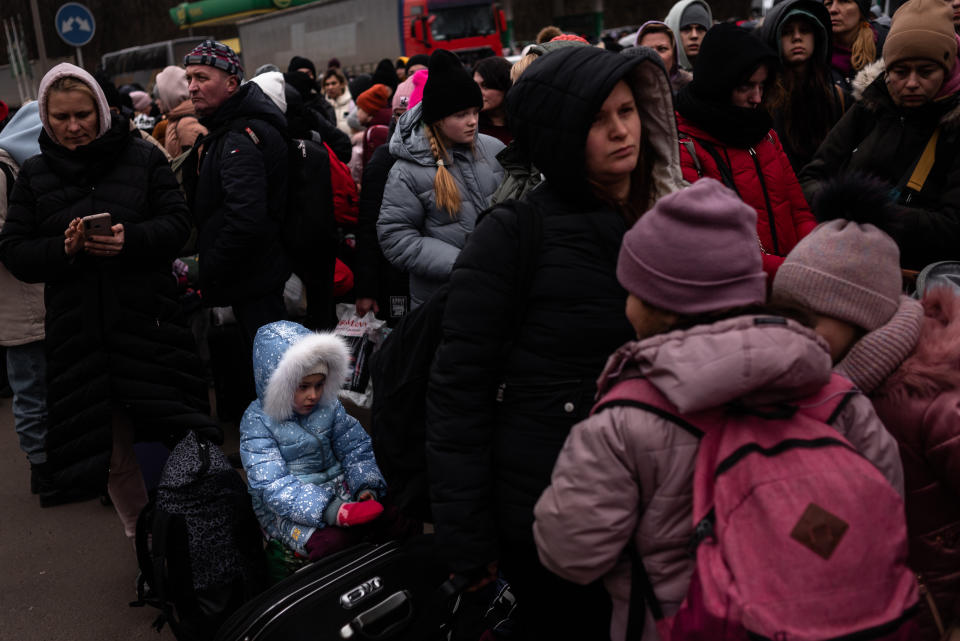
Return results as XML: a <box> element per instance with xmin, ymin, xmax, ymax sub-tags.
<box><xmin>0</xmin><ymin>63</ymin><xmax>218</xmax><ymax>534</ymax></box>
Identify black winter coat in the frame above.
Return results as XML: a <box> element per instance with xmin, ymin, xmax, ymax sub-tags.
<box><xmin>424</xmin><ymin>47</ymin><xmax>683</xmax><ymax>575</ymax></box>
<box><xmin>354</xmin><ymin>143</ymin><xmax>409</xmax><ymax>325</ymax></box>
<box><xmin>0</xmin><ymin>117</ymin><xmax>219</xmax><ymax>494</ymax></box>
<box><xmin>194</xmin><ymin>83</ymin><xmax>290</xmax><ymax>306</ymax></box>
<box><xmin>799</xmin><ymin>62</ymin><xmax>960</xmax><ymax>270</ymax></box>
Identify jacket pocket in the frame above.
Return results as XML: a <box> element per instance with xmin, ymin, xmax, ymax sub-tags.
<box><xmin>496</xmin><ymin>377</ymin><xmax>595</xmax><ymax>422</ymax></box>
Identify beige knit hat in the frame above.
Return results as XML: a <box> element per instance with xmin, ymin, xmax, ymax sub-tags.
<box><xmin>882</xmin><ymin>0</ymin><xmax>957</xmax><ymax>71</ymax></box>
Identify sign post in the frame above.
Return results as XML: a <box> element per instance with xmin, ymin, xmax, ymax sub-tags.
<box><xmin>54</xmin><ymin>3</ymin><xmax>95</xmax><ymax>68</ymax></box>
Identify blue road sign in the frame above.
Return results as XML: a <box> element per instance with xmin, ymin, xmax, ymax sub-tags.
<box><xmin>55</xmin><ymin>3</ymin><xmax>96</xmax><ymax>47</ymax></box>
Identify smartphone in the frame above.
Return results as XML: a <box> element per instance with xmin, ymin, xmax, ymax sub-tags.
<box><xmin>82</xmin><ymin>212</ymin><xmax>113</xmax><ymax>237</ymax></box>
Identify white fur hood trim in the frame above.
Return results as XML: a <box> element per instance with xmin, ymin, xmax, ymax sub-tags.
<box><xmin>263</xmin><ymin>332</ymin><xmax>350</xmax><ymax>422</ymax></box>
<box><xmin>852</xmin><ymin>59</ymin><xmax>885</xmax><ymax>102</ymax></box>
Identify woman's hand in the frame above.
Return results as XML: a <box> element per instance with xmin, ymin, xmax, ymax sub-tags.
<box><xmin>355</xmin><ymin>298</ymin><xmax>379</xmax><ymax>317</ymax></box>
<box><xmin>85</xmin><ymin>223</ymin><xmax>125</xmax><ymax>257</ymax></box>
<box><xmin>64</xmin><ymin>218</ymin><xmax>84</xmax><ymax>256</ymax></box>
<box><xmin>356</xmin><ymin>490</ymin><xmax>375</xmax><ymax>501</ymax></box>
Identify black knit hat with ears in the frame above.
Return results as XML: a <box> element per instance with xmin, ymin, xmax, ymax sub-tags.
<box><xmin>421</xmin><ymin>49</ymin><xmax>483</xmax><ymax>125</ymax></box>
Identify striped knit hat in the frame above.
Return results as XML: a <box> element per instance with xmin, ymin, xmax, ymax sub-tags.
<box><xmin>184</xmin><ymin>40</ymin><xmax>244</xmax><ymax>81</ymax></box>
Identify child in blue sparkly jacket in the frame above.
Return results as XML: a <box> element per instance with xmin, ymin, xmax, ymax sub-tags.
<box><xmin>240</xmin><ymin>321</ymin><xmax>388</xmax><ymax>562</ymax></box>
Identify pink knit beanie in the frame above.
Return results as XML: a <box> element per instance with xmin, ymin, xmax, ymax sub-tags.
<box><xmin>393</xmin><ymin>75</ymin><xmax>416</xmax><ymax>111</ymax></box>
<box><xmin>772</xmin><ymin>219</ymin><xmax>901</xmax><ymax>331</ymax></box>
<box><xmin>617</xmin><ymin>178</ymin><xmax>767</xmax><ymax>314</ymax></box>
<box><xmin>155</xmin><ymin>65</ymin><xmax>189</xmax><ymax>113</ymax></box>
<box><xmin>129</xmin><ymin>90</ymin><xmax>151</xmax><ymax>112</ymax></box>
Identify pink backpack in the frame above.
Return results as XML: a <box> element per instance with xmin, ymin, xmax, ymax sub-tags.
<box><xmin>593</xmin><ymin>374</ymin><xmax>919</xmax><ymax>640</ymax></box>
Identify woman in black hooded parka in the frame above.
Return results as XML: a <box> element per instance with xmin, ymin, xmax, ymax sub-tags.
<box><xmin>425</xmin><ymin>47</ymin><xmax>685</xmax><ymax>638</ymax></box>
<box><xmin>0</xmin><ymin>64</ymin><xmax>218</xmax><ymax>527</ymax></box>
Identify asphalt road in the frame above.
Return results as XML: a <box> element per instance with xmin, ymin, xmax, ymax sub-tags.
<box><xmin>0</xmin><ymin>394</ymin><xmax>241</xmax><ymax>641</ymax></box>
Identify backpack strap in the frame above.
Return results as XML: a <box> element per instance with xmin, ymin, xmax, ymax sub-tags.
<box><xmin>685</xmin><ymin>135</ymin><xmax>740</xmax><ymax>196</ymax></box>
<box><xmin>905</xmin><ymin>127</ymin><xmax>940</xmax><ymax>194</ymax></box>
<box><xmin>592</xmin><ymin>377</ymin><xmax>704</xmax><ymax>439</ymax></box>
<box><xmin>795</xmin><ymin>373</ymin><xmax>857</xmax><ymax>425</ymax></box>
<box><xmin>0</xmin><ymin>161</ymin><xmax>14</xmax><ymax>200</ymax></box>
<box><xmin>834</xmin><ymin>83</ymin><xmax>847</xmax><ymax>115</ymax></box>
<box><xmin>679</xmin><ymin>138</ymin><xmax>703</xmax><ymax>178</ymax></box>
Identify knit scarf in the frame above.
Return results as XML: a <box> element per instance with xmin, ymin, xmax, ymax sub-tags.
<box><xmin>675</xmin><ymin>86</ymin><xmax>774</xmax><ymax>148</ymax></box>
<box><xmin>831</xmin><ymin>42</ymin><xmax>854</xmax><ymax>78</ymax></box>
<box><xmin>836</xmin><ymin>296</ymin><xmax>925</xmax><ymax>394</ymax></box>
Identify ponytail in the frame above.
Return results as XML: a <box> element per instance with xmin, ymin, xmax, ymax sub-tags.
<box><xmin>850</xmin><ymin>21</ymin><xmax>877</xmax><ymax>72</ymax></box>
<box><xmin>424</xmin><ymin>123</ymin><xmax>462</xmax><ymax>218</ymax></box>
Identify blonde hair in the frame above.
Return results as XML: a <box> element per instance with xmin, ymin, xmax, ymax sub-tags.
<box><xmin>510</xmin><ymin>52</ymin><xmax>540</xmax><ymax>84</ymax></box>
<box><xmin>424</xmin><ymin>123</ymin><xmax>462</xmax><ymax>218</ymax></box>
<box><xmin>48</xmin><ymin>76</ymin><xmax>97</xmax><ymax>105</ymax></box>
<box><xmin>850</xmin><ymin>21</ymin><xmax>877</xmax><ymax>71</ymax></box>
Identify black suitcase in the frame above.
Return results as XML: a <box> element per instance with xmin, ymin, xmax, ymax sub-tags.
<box><xmin>214</xmin><ymin>536</ymin><xmax>458</xmax><ymax>641</ymax></box>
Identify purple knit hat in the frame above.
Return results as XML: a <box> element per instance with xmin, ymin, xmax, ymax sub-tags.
<box><xmin>617</xmin><ymin>178</ymin><xmax>767</xmax><ymax>314</ymax></box>
<box><xmin>184</xmin><ymin>40</ymin><xmax>244</xmax><ymax>81</ymax></box>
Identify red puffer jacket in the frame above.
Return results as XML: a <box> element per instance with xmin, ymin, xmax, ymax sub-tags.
<box><xmin>676</xmin><ymin>114</ymin><xmax>816</xmax><ymax>279</ymax></box>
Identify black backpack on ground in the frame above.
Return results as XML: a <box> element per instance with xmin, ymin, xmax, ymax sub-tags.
<box><xmin>368</xmin><ymin>202</ymin><xmax>542</xmax><ymax>522</ymax></box>
<box><xmin>132</xmin><ymin>431</ymin><xmax>267</xmax><ymax>641</ymax></box>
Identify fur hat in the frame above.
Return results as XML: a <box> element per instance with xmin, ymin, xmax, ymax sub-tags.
<box><xmin>772</xmin><ymin>175</ymin><xmax>902</xmax><ymax>331</ymax></box>
<box><xmin>356</xmin><ymin>83</ymin><xmax>392</xmax><ymax>114</ymax></box>
<box><xmin>184</xmin><ymin>40</ymin><xmax>244</xmax><ymax>81</ymax></box>
<box><xmin>882</xmin><ymin>0</ymin><xmax>957</xmax><ymax>71</ymax></box>
<box><xmin>617</xmin><ymin>178</ymin><xmax>767</xmax><ymax>314</ymax></box>
<box><xmin>421</xmin><ymin>49</ymin><xmax>483</xmax><ymax>125</ymax></box>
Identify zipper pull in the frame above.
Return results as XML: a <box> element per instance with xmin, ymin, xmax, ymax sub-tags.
<box><xmin>496</xmin><ymin>383</ymin><xmax>506</xmax><ymax>403</ymax></box>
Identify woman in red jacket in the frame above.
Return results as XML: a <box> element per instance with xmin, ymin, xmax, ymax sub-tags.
<box><xmin>676</xmin><ymin>23</ymin><xmax>815</xmax><ymax>279</ymax></box>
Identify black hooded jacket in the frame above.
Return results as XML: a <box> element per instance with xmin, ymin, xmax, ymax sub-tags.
<box><xmin>425</xmin><ymin>47</ymin><xmax>684</xmax><ymax>574</ymax></box>
<box><xmin>0</xmin><ymin>115</ymin><xmax>219</xmax><ymax>493</ymax></box>
<box><xmin>194</xmin><ymin>82</ymin><xmax>291</xmax><ymax>306</ymax></box>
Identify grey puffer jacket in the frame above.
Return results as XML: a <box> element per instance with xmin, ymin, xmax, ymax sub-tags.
<box><xmin>377</xmin><ymin>103</ymin><xmax>504</xmax><ymax>308</ymax></box>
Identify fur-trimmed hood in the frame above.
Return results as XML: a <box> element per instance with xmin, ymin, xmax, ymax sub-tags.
<box><xmin>252</xmin><ymin>321</ymin><xmax>349</xmax><ymax>422</ymax></box>
<box><xmin>852</xmin><ymin>59</ymin><xmax>960</xmax><ymax>132</ymax></box>
<box><xmin>879</xmin><ymin>287</ymin><xmax>960</xmax><ymax>398</ymax></box>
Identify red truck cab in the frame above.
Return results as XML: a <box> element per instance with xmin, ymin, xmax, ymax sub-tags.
<box><xmin>403</xmin><ymin>0</ymin><xmax>506</xmax><ymax>66</ymax></box>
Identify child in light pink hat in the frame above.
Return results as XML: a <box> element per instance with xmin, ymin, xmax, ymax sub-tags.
<box><xmin>772</xmin><ymin>173</ymin><xmax>960</xmax><ymax>639</ymax></box>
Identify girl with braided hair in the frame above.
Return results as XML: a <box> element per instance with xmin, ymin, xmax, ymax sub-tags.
<box><xmin>377</xmin><ymin>49</ymin><xmax>504</xmax><ymax>308</ymax></box>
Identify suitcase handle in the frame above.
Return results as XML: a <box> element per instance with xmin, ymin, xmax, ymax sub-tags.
<box><xmin>340</xmin><ymin>590</ymin><xmax>413</xmax><ymax>640</ymax></box>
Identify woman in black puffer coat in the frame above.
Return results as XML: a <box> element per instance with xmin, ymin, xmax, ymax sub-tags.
<box><xmin>425</xmin><ymin>47</ymin><xmax>685</xmax><ymax>639</ymax></box>
<box><xmin>0</xmin><ymin>64</ymin><xmax>219</xmax><ymax>530</ymax></box>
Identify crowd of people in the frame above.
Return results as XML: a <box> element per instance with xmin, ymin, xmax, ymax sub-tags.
<box><xmin>0</xmin><ymin>0</ymin><xmax>959</xmax><ymax>637</ymax></box>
